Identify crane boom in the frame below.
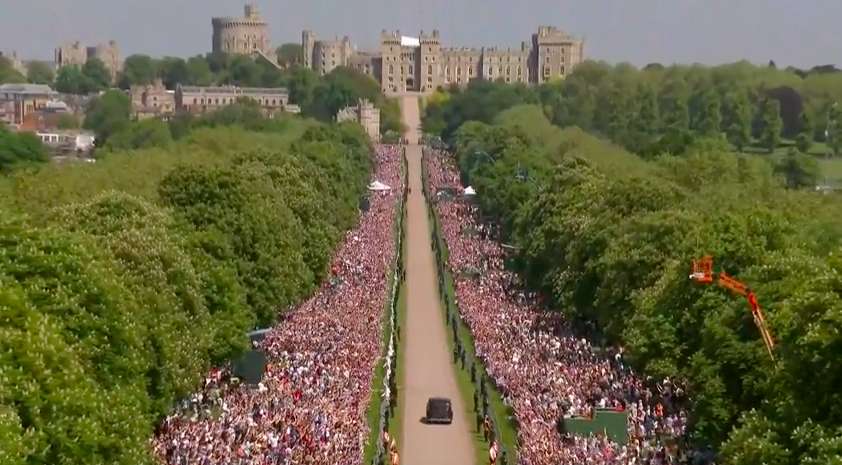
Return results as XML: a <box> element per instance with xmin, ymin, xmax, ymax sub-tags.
<box><xmin>690</xmin><ymin>256</ymin><xmax>776</xmax><ymax>360</ymax></box>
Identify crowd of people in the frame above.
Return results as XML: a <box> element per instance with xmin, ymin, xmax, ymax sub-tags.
<box><xmin>153</xmin><ymin>145</ymin><xmax>404</xmax><ymax>465</ymax></box>
<box><xmin>424</xmin><ymin>148</ymin><xmax>688</xmax><ymax>465</ymax></box>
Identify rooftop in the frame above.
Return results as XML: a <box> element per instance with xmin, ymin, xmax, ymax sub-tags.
<box><xmin>0</xmin><ymin>83</ymin><xmax>57</xmax><ymax>96</ymax></box>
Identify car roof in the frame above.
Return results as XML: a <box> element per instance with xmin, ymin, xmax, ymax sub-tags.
<box><xmin>428</xmin><ymin>397</ymin><xmax>451</xmax><ymax>403</ymax></box>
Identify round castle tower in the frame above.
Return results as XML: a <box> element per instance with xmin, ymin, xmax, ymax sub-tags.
<box><xmin>212</xmin><ymin>4</ymin><xmax>271</xmax><ymax>55</ymax></box>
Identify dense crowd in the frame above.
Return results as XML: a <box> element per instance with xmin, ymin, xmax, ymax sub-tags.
<box><xmin>425</xmin><ymin>149</ymin><xmax>687</xmax><ymax>465</ymax></box>
<box><xmin>153</xmin><ymin>145</ymin><xmax>404</xmax><ymax>465</ymax></box>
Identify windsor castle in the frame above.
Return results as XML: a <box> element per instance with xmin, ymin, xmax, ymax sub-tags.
<box><xmin>213</xmin><ymin>4</ymin><xmax>585</xmax><ymax>95</ymax></box>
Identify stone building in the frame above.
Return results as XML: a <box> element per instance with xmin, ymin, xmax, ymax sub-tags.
<box><xmin>531</xmin><ymin>26</ymin><xmax>584</xmax><ymax>84</ymax></box>
<box><xmin>302</xmin><ymin>30</ymin><xmax>354</xmax><ymax>76</ymax></box>
<box><xmin>336</xmin><ymin>99</ymin><xmax>380</xmax><ymax>142</ymax></box>
<box><xmin>303</xmin><ymin>26</ymin><xmax>584</xmax><ymax>95</ymax></box>
<box><xmin>54</xmin><ymin>41</ymin><xmax>88</xmax><ymax>69</ymax></box>
<box><xmin>212</xmin><ymin>4</ymin><xmax>272</xmax><ymax>56</ymax></box>
<box><xmin>54</xmin><ymin>40</ymin><xmax>122</xmax><ymax>84</ymax></box>
<box><xmin>87</xmin><ymin>41</ymin><xmax>122</xmax><ymax>83</ymax></box>
<box><xmin>130</xmin><ymin>79</ymin><xmax>176</xmax><ymax>119</ymax></box>
<box><xmin>175</xmin><ymin>85</ymin><xmax>289</xmax><ymax>116</ymax></box>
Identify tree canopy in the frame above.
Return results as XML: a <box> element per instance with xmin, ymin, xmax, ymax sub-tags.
<box><xmin>429</xmin><ymin>99</ymin><xmax>842</xmax><ymax>464</ymax></box>
<box><xmin>0</xmin><ymin>107</ymin><xmax>373</xmax><ymax>464</ymax></box>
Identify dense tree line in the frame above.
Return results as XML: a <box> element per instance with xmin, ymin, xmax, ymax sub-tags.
<box><xmin>434</xmin><ymin>103</ymin><xmax>842</xmax><ymax>464</ymax></box>
<box><xmin>0</xmin><ymin>111</ymin><xmax>373</xmax><ymax>464</ymax></box>
<box><xmin>424</xmin><ymin>61</ymin><xmax>842</xmax><ymax>159</ymax></box>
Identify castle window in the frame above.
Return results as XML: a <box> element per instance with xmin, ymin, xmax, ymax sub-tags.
<box><xmin>428</xmin><ymin>65</ymin><xmax>433</xmax><ymax>74</ymax></box>
<box><xmin>488</xmin><ymin>67</ymin><xmax>493</xmax><ymax>76</ymax></box>
<box><xmin>457</xmin><ymin>66</ymin><xmax>461</xmax><ymax>75</ymax></box>
<box><xmin>272</xmin><ymin>99</ymin><xmax>276</xmax><ymax>105</ymax></box>
<box><xmin>517</xmin><ymin>66</ymin><xmax>522</xmax><ymax>75</ymax></box>
<box><xmin>561</xmin><ymin>66</ymin><xmax>566</xmax><ymax>75</ymax></box>
<box><xmin>469</xmin><ymin>66</ymin><xmax>474</xmax><ymax>76</ymax></box>
<box><xmin>193</xmin><ymin>98</ymin><xmax>197</xmax><ymax>104</ymax></box>
<box><xmin>506</xmin><ymin>66</ymin><xmax>511</xmax><ymax>75</ymax></box>
<box><xmin>409</xmin><ymin>66</ymin><xmax>413</xmax><ymax>74</ymax></box>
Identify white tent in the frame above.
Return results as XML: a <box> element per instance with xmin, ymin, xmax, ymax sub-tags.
<box><xmin>368</xmin><ymin>181</ymin><xmax>392</xmax><ymax>191</ymax></box>
<box><xmin>464</xmin><ymin>186</ymin><xmax>477</xmax><ymax>196</ymax></box>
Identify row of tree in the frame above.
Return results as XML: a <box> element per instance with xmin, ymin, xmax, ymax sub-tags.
<box><xmin>424</xmin><ymin>61</ymin><xmax>842</xmax><ymax>158</ymax></box>
<box><xmin>0</xmin><ymin>110</ymin><xmax>373</xmax><ymax>464</ymax></box>
<box><xmin>437</xmin><ymin>103</ymin><xmax>842</xmax><ymax>464</ymax></box>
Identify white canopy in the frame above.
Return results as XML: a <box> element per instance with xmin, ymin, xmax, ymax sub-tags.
<box><xmin>368</xmin><ymin>180</ymin><xmax>392</xmax><ymax>191</ymax></box>
<box><xmin>401</xmin><ymin>36</ymin><xmax>420</xmax><ymax>47</ymax></box>
<box><xmin>464</xmin><ymin>186</ymin><xmax>477</xmax><ymax>196</ymax></box>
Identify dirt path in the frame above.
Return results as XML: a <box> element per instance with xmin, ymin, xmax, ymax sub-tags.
<box><xmin>398</xmin><ymin>96</ymin><xmax>476</xmax><ymax>465</ymax></box>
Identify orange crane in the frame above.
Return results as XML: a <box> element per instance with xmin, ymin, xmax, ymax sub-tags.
<box><xmin>690</xmin><ymin>256</ymin><xmax>776</xmax><ymax>360</ymax></box>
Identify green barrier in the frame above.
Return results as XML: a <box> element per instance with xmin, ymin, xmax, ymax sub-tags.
<box><xmin>562</xmin><ymin>409</ymin><xmax>629</xmax><ymax>445</ymax></box>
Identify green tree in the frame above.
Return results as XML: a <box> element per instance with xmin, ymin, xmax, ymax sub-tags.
<box><xmin>186</xmin><ymin>56</ymin><xmax>213</xmax><ymax>86</ymax></box>
<box><xmin>83</xmin><ymin>90</ymin><xmax>131</xmax><ymax>144</ymax></box>
<box><xmin>276</xmin><ymin>43</ymin><xmax>303</xmax><ymax>68</ymax></box>
<box><xmin>224</xmin><ymin>55</ymin><xmax>262</xmax><ymax>86</ymax></box>
<box><xmin>659</xmin><ymin>78</ymin><xmax>690</xmax><ymax>130</ymax></box>
<box><xmin>775</xmin><ymin>148</ymin><xmax>819</xmax><ymax>188</ymax></box>
<box><xmin>105</xmin><ymin>119</ymin><xmax>173</xmax><ymax>151</ymax></box>
<box><xmin>157</xmin><ymin>57</ymin><xmax>188</xmax><ymax>89</ymax></box>
<box><xmin>25</xmin><ymin>61</ymin><xmax>54</xmax><ymax>85</ymax></box>
<box><xmin>724</xmin><ymin>90</ymin><xmax>753</xmax><ymax>151</ymax></box>
<box><xmin>796</xmin><ymin>110</ymin><xmax>814</xmax><ymax>153</ymax></box>
<box><xmin>695</xmin><ymin>91</ymin><xmax>722</xmax><ymax>136</ymax></box>
<box><xmin>119</xmin><ymin>54</ymin><xmax>157</xmax><ymax>88</ymax></box>
<box><xmin>828</xmin><ymin>103</ymin><xmax>842</xmax><ymax>156</ymax></box>
<box><xmin>0</xmin><ymin>56</ymin><xmax>25</xmax><ymax>84</ymax></box>
<box><xmin>761</xmin><ymin>98</ymin><xmax>784</xmax><ymax>153</ymax></box>
<box><xmin>82</xmin><ymin>58</ymin><xmax>112</xmax><ymax>90</ymax></box>
<box><xmin>634</xmin><ymin>83</ymin><xmax>660</xmax><ymax>132</ymax></box>
<box><xmin>54</xmin><ymin>66</ymin><xmax>93</xmax><ymax>94</ymax></box>
<box><xmin>0</xmin><ymin>126</ymin><xmax>48</xmax><ymax>170</ymax></box>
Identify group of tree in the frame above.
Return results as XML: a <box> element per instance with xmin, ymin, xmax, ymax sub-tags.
<box><xmin>424</xmin><ymin>61</ymin><xmax>842</xmax><ymax>157</ymax></box>
<box><xmin>0</xmin><ymin>109</ymin><xmax>374</xmax><ymax>464</ymax></box>
<box><xmin>436</xmin><ymin>103</ymin><xmax>842</xmax><ymax>464</ymax></box>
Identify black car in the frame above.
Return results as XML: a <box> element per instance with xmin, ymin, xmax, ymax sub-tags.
<box><xmin>425</xmin><ymin>397</ymin><xmax>453</xmax><ymax>424</ymax></box>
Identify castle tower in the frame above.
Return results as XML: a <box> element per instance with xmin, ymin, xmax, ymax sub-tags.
<box><xmin>419</xmin><ymin>29</ymin><xmax>442</xmax><ymax>94</ymax></box>
<box><xmin>212</xmin><ymin>4</ymin><xmax>271</xmax><ymax>55</ymax></box>
<box><xmin>302</xmin><ymin>30</ymin><xmax>316</xmax><ymax>69</ymax></box>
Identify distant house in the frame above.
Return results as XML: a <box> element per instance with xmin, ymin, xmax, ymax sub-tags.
<box><xmin>36</xmin><ymin>130</ymin><xmax>96</xmax><ymax>154</ymax></box>
<box><xmin>130</xmin><ymin>79</ymin><xmax>176</xmax><ymax>120</ymax></box>
<box><xmin>174</xmin><ymin>84</ymin><xmax>291</xmax><ymax>116</ymax></box>
<box><xmin>0</xmin><ymin>83</ymin><xmax>59</xmax><ymax>126</ymax></box>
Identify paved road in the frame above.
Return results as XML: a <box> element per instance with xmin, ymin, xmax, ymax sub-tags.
<box><xmin>398</xmin><ymin>96</ymin><xmax>476</xmax><ymax>465</ymax></box>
